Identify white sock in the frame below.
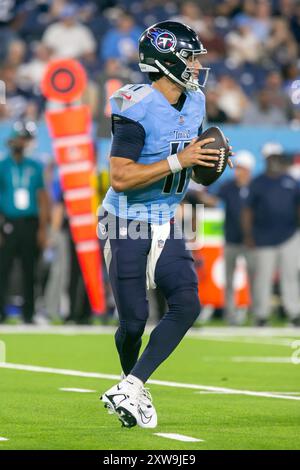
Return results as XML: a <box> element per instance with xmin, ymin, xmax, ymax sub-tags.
<box><xmin>126</xmin><ymin>374</ymin><xmax>144</xmax><ymax>389</ymax></box>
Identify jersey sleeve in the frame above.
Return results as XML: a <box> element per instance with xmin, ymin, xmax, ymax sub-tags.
<box><xmin>110</xmin><ymin>114</ymin><xmax>146</xmax><ymax>161</ymax></box>
<box><xmin>109</xmin><ymin>84</ymin><xmax>152</xmax><ymax>161</ymax></box>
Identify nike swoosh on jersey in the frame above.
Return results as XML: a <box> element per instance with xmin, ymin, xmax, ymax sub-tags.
<box><xmin>121</xmin><ymin>93</ymin><xmax>132</xmax><ymax>100</ymax></box>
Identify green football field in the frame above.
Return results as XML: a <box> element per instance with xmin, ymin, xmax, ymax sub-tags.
<box><xmin>0</xmin><ymin>326</ymin><xmax>300</xmax><ymax>450</ymax></box>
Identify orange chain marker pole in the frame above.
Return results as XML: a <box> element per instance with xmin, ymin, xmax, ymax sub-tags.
<box><xmin>42</xmin><ymin>59</ymin><xmax>106</xmax><ymax>314</ymax></box>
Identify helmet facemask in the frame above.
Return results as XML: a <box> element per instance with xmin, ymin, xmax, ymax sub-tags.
<box><xmin>140</xmin><ymin>49</ymin><xmax>210</xmax><ymax>92</ymax></box>
<box><xmin>176</xmin><ymin>49</ymin><xmax>210</xmax><ymax>91</ymax></box>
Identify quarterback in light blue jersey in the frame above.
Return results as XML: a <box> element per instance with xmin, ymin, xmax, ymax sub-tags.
<box><xmin>103</xmin><ymin>81</ymin><xmax>206</xmax><ymax>223</ymax></box>
<box><xmin>100</xmin><ymin>21</ymin><xmax>232</xmax><ymax>429</ymax></box>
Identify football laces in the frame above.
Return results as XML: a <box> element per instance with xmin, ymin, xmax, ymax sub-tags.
<box><xmin>217</xmin><ymin>147</ymin><xmax>226</xmax><ymax>173</ymax></box>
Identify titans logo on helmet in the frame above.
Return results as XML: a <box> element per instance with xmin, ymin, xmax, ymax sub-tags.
<box><xmin>147</xmin><ymin>28</ymin><xmax>177</xmax><ymax>53</ymax></box>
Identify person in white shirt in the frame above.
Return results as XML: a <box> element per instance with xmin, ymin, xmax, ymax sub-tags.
<box><xmin>42</xmin><ymin>3</ymin><xmax>96</xmax><ymax>59</ymax></box>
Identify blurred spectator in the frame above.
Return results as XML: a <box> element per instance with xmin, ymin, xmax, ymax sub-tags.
<box><xmin>216</xmin><ymin>74</ymin><xmax>249</xmax><ymax>123</ymax></box>
<box><xmin>0</xmin><ymin>0</ymin><xmax>25</xmax><ymax>61</ymax></box>
<box><xmin>265</xmin><ymin>17</ymin><xmax>298</xmax><ymax>66</ymax></box>
<box><xmin>250</xmin><ymin>0</ymin><xmax>272</xmax><ymax>42</ymax></box>
<box><xmin>234</xmin><ymin>0</ymin><xmax>272</xmax><ymax>43</ymax></box>
<box><xmin>17</xmin><ymin>43</ymin><xmax>53</xmax><ymax>91</ymax></box>
<box><xmin>282</xmin><ymin>63</ymin><xmax>300</xmax><ymax>113</ymax></box>
<box><xmin>264</xmin><ymin>70</ymin><xmax>293</xmax><ymax>120</ymax></box>
<box><xmin>242</xmin><ymin>88</ymin><xmax>288</xmax><ymax>126</ymax></box>
<box><xmin>200</xmin><ymin>16</ymin><xmax>226</xmax><ymax>62</ymax></box>
<box><xmin>171</xmin><ymin>1</ymin><xmax>206</xmax><ymax>35</ymax></box>
<box><xmin>200</xmin><ymin>150</ymin><xmax>256</xmax><ymax>325</ymax></box>
<box><xmin>42</xmin><ymin>3</ymin><xmax>96</xmax><ymax>59</ymax></box>
<box><xmin>0</xmin><ymin>122</ymin><xmax>49</xmax><ymax>324</ymax></box>
<box><xmin>6</xmin><ymin>39</ymin><xmax>26</xmax><ymax>67</ymax></box>
<box><xmin>0</xmin><ymin>63</ymin><xmax>38</xmax><ymax>121</ymax></box>
<box><xmin>283</xmin><ymin>63</ymin><xmax>300</xmax><ymax>88</ymax></box>
<box><xmin>100</xmin><ymin>12</ymin><xmax>143</xmax><ymax>66</ymax></box>
<box><xmin>205</xmin><ymin>88</ymin><xmax>229</xmax><ymax>124</ymax></box>
<box><xmin>290</xmin><ymin>0</ymin><xmax>300</xmax><ymax>46</ymax></box>
<box><xmin>242</xmin><ymin>142</ymin><xmax>300</xmax><ymax>327</ymax></box>
<box><xmin>16</xmin><ymin>0</ymin><xmax>55</xmax><ymax>43</ymax></box>
<box><xmin>275</xmin><ymin>0</ymin><xmax>295</xmax><ymax>19</ymax></box>
<box><xmin>226</xmin><ymin>18</ymin><xmax>263</xmax><ymax>66</ymax></box>
<box><xmin>216</xmin><ymin>0</ymin><xmax>242</xmax><ymax>18</ymax></box>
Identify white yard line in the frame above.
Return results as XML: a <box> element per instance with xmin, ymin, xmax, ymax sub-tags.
<box><xmin>194</xmin><ymin>390</ymin><xmax>300</xmax><ymax>397</ymax></box>
<box><xmin>232</xmin><ymin>357</ymin><xmax>295</xmax><ymax>364</ymax></box>
<box><xmin>0</xmin><ymin>437</ymin><xmax>9</xmax><ymax>442</ymax></box>
<box><xmin>154</xmin><ymin>433</ymin><xmax>204</xmax><ymax>443</ymax></box>
<box><xmin>0</xmin><ymin>362</ymin><xmax>120</xmax><ymax>380</ymax></box>
<box><xmin>59</xmin><ymin>388</ymin><xmax>96</xmax><ymax>393</ymax></box>
<box><xmin>195</xmin><ymin>391</ymin><xmax>236</xmax><ymax>395</ymax></box>
<box><xmin>1</xmin><ymin>362</ymin><xmax>300</xmax><ymax>402</ymax></box>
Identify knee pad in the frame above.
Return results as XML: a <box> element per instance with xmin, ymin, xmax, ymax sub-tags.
<box><xmin>168</xmin><ymin>287</ymin><xmax>201</xmax><ymax>326</ymax></box>
<box><xmin>116</xmin><ymin>320</ymin><xmax>146</xmax><ymax>344</ymax></box>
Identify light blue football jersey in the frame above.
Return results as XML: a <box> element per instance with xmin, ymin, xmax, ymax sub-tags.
<box><xmin>102</xmin><ymin>83</ymin><xmax>206</xmax><ymax>224</ymax></box>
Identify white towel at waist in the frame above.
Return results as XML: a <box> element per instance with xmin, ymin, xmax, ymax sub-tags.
<box><xmin>146</xmin><ymin>221</ymin><xmax>171</xmax><ymax>290</ymax></box>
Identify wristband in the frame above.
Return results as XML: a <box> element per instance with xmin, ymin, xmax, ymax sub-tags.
<box><xmin>167</xmin><ymin>153</ymin><xmax>183</xmax><ymax>173</ymax></box>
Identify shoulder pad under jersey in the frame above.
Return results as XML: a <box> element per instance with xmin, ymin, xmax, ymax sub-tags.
<box><xmin>110</xmin><ymin>84</ymin><xmax>153</xmax><ymax>119</ymax></box>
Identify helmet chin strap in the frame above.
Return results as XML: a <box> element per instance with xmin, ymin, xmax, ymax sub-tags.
<box><xmin>154</xmin><ymin>59</ymin><xmax>189</xmax><ymax>90</ymax></box>
<box><xmin>154</xmin><ymin>60</ymin><xmax>208</xmax><ymax>91</ymax></box>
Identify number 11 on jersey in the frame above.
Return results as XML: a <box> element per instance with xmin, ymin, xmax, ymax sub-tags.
<box><xmin>162</xmin><ymin>141</ymin><xmax>190</xmax><ymax>194</ymax></box>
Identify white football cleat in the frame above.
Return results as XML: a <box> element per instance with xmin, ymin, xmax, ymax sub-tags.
<box><xmin>101</xmin><ymin>380</ymin><xmax>129</xmax><ymax>416</ymax></box>
<box><xmin>116</xmin><ymin>386</ymin><xmax>158</xmax><ymax>429</ymax></box>
<box><xmin>101</xmin><ymin>378</ymin><xmax>157</xmax><ymax>428</ymax></box>
<box><xmin>100</xmin><ymin>371</ymin><xmax>126</xmax><ymax>415</ymax></box>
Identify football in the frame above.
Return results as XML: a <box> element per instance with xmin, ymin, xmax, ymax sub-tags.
<box><xmin>193</xmin><ymin>126</ymin><xmax>230</xmax><ymax>186</ymax></box>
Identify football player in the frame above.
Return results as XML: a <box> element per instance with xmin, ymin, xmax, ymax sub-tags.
<box><xmin>100</xmin><ymin>21</ymin><xmax>231</xmax><ymax>428</ymax></box>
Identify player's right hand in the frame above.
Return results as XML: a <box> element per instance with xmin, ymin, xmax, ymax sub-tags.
<box><xmin>177</xmin><ymin>138</ymin><xmax>220</xmax><ymax>168</ymax></box>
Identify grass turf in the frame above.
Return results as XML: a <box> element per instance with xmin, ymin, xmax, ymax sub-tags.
<box><xmin>0</xmin><ymin>330</ymin><xmax>300</xmax><ymax>450</ymax></box>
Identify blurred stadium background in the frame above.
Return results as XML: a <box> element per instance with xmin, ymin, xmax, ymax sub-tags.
<box><xmin>0</xmin><ymin>0</ymin><xmax>300</xmax><ymax>327</ymax></box>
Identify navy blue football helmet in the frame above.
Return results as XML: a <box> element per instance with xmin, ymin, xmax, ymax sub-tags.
<box><xmin>138</xmin><ymin>21</ymin><xmax>209</xmax><ymax>91</ymax></box>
